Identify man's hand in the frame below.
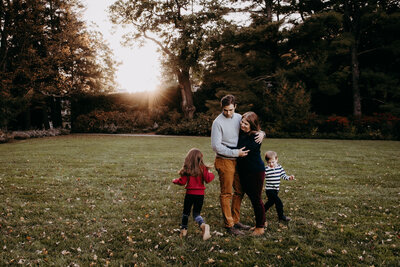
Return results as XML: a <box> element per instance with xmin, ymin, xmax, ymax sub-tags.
<box><xmin>254</xmin><ymin>131</ymin><xmax>266</xmax><ymax>144</ymax></box>
<box><xmin>238</xmin><ymin>147</ymin><xmax>249</xmax><ymax>157</ymax></box>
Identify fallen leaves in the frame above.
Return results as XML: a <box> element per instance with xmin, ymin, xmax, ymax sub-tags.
<box><xmin>206</xmin><ymin>258</ymin><xmax>215</xmax><ymax>264</ymax></box>
<box><xmin>61</xmin><ymin>250</ymin><xmax>71</xmax><ymax>255</ymax></box>
<box><xmin>325</xmin><ymin>249</ymin><xmax>334</xmax><ymax>255</ymax></box>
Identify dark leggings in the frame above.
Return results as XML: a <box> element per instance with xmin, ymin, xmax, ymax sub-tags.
<box><xmin>181</xmin><ymin>194</ymin><xmax>205</xmax><ymax>229</ymax></box>
<box><xmin>264</xmin><ymin>190</ymin><xmax>284</xmax><ymax>219</ymax></box>
<box><xmin>239</xmin><ymin>171</ymin><xmax>266</xmax><ymax>228</ymax></box>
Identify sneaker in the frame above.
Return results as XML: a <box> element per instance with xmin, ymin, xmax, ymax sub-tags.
<box><xmin>201</xmin><ymin>223</ymin><xmax>211</xmax><ymax>241</ymax></box>
<box><xmin>234</xmin><ymin>222</ymin><xmax>251</xmax><ymax>230</ymax></box>
<box><xmin>279</xmin><ymin>216</ymin><xmax>291</xmax><ymax>222</ymax></box>
<box><xmin>227</xmin><ymin>227</ymin><xmax>245</xmax><ymax>236</ymax></box>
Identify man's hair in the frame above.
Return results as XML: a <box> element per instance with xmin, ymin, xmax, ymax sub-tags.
<box><xmin>264</xmin><ymin>150</ymin><xmax>278</xmax><ymax>161</ymax></box>
<box><xmin>221</xmin><ymin>94</ymin><xmax>236</xmax><ymax>107</ymax></box>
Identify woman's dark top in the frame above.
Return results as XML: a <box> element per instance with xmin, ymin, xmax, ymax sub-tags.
<box><xmin>236</xmin><ymin>131</ymin><xmax>265</xmax><ymax>173</ymax></box>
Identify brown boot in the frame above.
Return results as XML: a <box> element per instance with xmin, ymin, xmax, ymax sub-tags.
<box><xmin>251</xmin><ymin>227</ymin><xmax>265</xmax><ymax>236</ymax></box>
<box><xmin>180</xmin><ymin>229</ymin><xmax>187</xmax><ymax>237</ymax></box>
<box><xmin>200</xmin><ymin>223</ymin><xmax>211</xmax><ymax>240</ymax></box>
<box><xmin>226</xmin><ymin>227</ymin><xmax>245</xmax><ymax>236</ymax></box>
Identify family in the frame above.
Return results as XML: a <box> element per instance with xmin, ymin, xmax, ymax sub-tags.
<box><xmin>172</xmin><ymin>94</ymin><xmax>295</xmax><ymax>240</ymax></box>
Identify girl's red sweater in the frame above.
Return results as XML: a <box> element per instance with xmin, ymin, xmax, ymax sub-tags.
<box><xmin>172</xmin><ymin>167</ymin><xmax>215</xmax><ymax>195</ymax></box>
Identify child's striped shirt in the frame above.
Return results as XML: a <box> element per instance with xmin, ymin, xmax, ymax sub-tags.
<box><xmin>264</xmin><ymin>164</ymin><xmax>290</xmax><ymax>191</ymax></box>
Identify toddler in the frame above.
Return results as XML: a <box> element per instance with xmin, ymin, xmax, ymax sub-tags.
<box><xmin>172</xmin><ymin>148</ymin><xmax>215</xmax><ymax>240</ymax></box>
<box><xmin>264</xmin><ymin>151</ymin><xmax>295</xmax><ymax>222</ymax></box>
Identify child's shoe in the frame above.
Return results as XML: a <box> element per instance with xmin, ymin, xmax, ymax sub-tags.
<box><xmin>180</xmin><ymin>228</ymin><xmax>187</xmax><ymax>237</ymax></box>
<box><xmin>200</xmin><ymin>223</ymin><xmax>211</xmax><ymax>240</ymax></box>
<box><xmin>279</xmin><ymin>216</ymin><xmax>291</xmax><ymax>222</ymax></box>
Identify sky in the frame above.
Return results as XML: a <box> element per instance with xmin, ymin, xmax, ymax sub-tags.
<box><xmin>81</xmin><ymin>0</ymin><xmax>162</xmax><ymax>93</ymax></box>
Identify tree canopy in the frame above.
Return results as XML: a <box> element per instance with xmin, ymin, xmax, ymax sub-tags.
<box><xmin>0</xmin><ymin>0</ymin><xmax>118</xmax><ymax>130</ymax></box>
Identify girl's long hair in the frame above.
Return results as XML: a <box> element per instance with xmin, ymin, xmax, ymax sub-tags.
<box><xmin>179</xmin><ymin>148</ymin><xmax>208</xmax><ymax>177</ymax></box>
<box><xmin>242</xmin><ymin>111</ymin><xmax>260</xmax><ymax>134</ymax></box>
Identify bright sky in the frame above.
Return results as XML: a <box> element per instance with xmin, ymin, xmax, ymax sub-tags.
<box><xmin>82</xmin><ymin>0</ymin><xmax>162</xmax><ymax>93</ymax></box>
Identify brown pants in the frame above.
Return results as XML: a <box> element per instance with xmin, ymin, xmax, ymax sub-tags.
<box><xmin>215</xmin><ymin>157</ymin><xmax>244</xmax><ymax>228</ymax></box>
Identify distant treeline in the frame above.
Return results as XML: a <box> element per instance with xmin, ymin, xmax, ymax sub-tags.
<box><xmin>1</xmin><ymin>1</ymin><xmax>400</xmax><ymax>140</ymax></box>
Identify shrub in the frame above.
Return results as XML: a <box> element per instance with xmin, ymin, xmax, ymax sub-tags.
<box><xmin>13</xmin><ymin>131</ymin><xmax>31</xmax><ymax>140</ymax></box>
<box><xmin>320</xmin><ymin>116</ymin><xmax>351</xmax><ymax>133</ymax></box>
<box><xmin>0</xmin><ymin>128</ymin><xmax>70</xmax><ymax>143</ymax></box>
<box><xmin>0</xmin><ymin>130</ymin><xmax>9</xmax><ymax>143</ymax></box>
<box><xmin>354</xmin><ymin>113</ymin><xmax>400</xmax><ymax>137</ymax></box>
<box><xmin>263</xmin><ymin>113</ymin><xmax>400</xmax><ymax>140</ymax></box>
<box><xmin>73</xmin><ymin>110</ymin><xmax>155</xmax><ymax>133</ymax></box>
<box><xmin>156</xmin><ymin>113</ymin><xmax>213</xmax><ymax>136</ymax></box>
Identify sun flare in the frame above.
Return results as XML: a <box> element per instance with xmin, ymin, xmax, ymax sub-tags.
<box><xmin>82</xmin><ymin>0</ymin><xmax>162</xmax><ymax>93</ymax></box>
<box><xmin>116</xmin><ymin>43</ymin><xmax>162</xmax><ymax>93</ymax></box>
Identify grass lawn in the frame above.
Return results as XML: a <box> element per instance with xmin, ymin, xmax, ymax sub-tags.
<box><xmin>0</xmin><ymin>134</ymin><xmax>399</xmax><ymax>266</ymax></box>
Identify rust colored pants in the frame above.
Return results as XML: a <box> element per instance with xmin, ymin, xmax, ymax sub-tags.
<box><xmin>215</xmin><ymin>157</ymin><xmax>244</xmax><ymax>228</ymax></box>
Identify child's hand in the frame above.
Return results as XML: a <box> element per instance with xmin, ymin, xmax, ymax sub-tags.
<box><xmin>289</xmin><ymin>175</ymin><xmax>295</xmax><ymax>180</ymax></box>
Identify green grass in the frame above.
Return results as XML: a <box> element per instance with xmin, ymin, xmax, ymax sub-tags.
<box><xmin>1</xmin><ymin>135</ymin><xmax>399</xmax><ymax>266</ymax></box>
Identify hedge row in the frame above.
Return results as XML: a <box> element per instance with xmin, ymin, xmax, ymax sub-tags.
<box><xmin>0</xmin><ymin>128</ymin><xmax>70</xmax><ymax>143</ymax></box>
<box><xmin>155</xmin><ymin>113</ymin><xmax>400</xmax><ymax>140</ymax></box>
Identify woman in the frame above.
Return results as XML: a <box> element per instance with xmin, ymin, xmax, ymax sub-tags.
<box><xmin>236</xmin><ymin>111</ymin><xmax>266</xmax><ymax>235</ymax></box>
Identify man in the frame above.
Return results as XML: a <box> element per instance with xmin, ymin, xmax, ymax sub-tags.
<box><xmin>211</xmin><ymin>95</ymin><xmax>264</xmax><ymax>235</ymax></box>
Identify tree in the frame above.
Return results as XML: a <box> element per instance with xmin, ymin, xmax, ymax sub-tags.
<box><xmin>0</xmin><ymin>0</ymin><xmax>118</xmax><ymax>130</ymax></box>
<box><xmin>109</xmin><ymin>0</ymin><xmax>231</xmax><ymax>119</ymax></box>
<box><xmin>285</xmin><ymin>0</ymin><xmax>400</xmax><ymax>116</ymax></box>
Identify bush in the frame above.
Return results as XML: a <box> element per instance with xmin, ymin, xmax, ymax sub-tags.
<box><xmin>354</xmin><ymin>113</ymin><xmax>400</xmax><ymax>136</ymax></box>
<box><xmin>156</xmin><ymin>113</ymin><xmax>213</xmax><ymax>136</ymax></box>
<box><xmin>73</xmin><ymin>110</ymin><xmax>155</xmax><ymax>133</ymax></box>
<box><xmin>320</xmin><ymin>116</ymin><xmax>351</xmax><ymax>133</ymax></box>
<box><xmin>0</xmin><ymin>130</ymin><xmax>9</xmax><ymax>143</ymax></box>
<box><xmin>13</xmin><ymin>131</ymin><xmax>31</xmax><ymax>140</ymax></box>
<box><xmin>263</xmin><ymin>113</ymin><xmax>400</xmax><ymax>140</ymax></box>
<box><xmin>0</xmin><ymin>128</ymin><xmax>70</xmax><ymax>143</ymax></box>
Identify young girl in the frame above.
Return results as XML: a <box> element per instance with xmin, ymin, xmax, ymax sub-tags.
<box><xmin>172</xmin><ymin>148</ymin><xmax>215</xmax><ymax>240</ymax></box>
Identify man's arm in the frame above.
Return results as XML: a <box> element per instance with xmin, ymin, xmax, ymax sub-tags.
<box><xmin>254</xmin><ymin>130</ymin><xmax>266</xmax><ymax>144</ymax></box>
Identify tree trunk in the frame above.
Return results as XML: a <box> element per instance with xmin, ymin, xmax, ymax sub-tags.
<box><xmin>0</xmin><ymin>0</ymin><xmax>11</xmax><ymax>72</ymax></box>
<box><xmin>42</xmin><ymin>107</ymin><xmax>50</xmax><ymax>129</ymax></box>
<box><xmin>50</xmin><ymin>96</ymin><xmax>62</xmax><ymax>128</ymax></box>
<box><xmin>264</xmin><ymin>0</ymin><xmax>273</xmax><ymax>22</ymax></box>
<box><xmin>351</xmin><ymin>42</ymin><xmax>362</xmax><ymax>117</ymax></box>
<box><xmin>176</xmin><ymin>68</ymin><xmax>196</xmax><ymax>119</ymax></box>
<box><xmin>344</xmin><ymin>1</ymin><xmax>362</xmax><ymax>117</ymax></box>
<box><xmin>141</xmin><ymin>34</ymin><xmax>196</xmax><ymax>119</ymax></box>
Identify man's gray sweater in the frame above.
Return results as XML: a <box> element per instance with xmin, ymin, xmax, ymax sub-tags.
<box><xmin>211</xmin><ymin>112</ymin><xmax>242</xmax><ymax>158</ymax></box>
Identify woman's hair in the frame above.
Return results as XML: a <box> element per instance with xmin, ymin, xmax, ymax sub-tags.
<box><xmin>221</xmin><ymin>94</ymin><xmax>236</xmax><ymax>107</ymax></box>
<box><xmin>242</xmin><ymin>111</ymin><xmax>261</xmax><ymax>134</ymax></box>
<box><xmin>264</xmin><ymin>150</ymin><xmax>278</xmax><ymax>161</ymax></box>
<box><xmin>179</xmin><ymin>148</ymin><xmax>207</xmax><ymax>177</ymax></box>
